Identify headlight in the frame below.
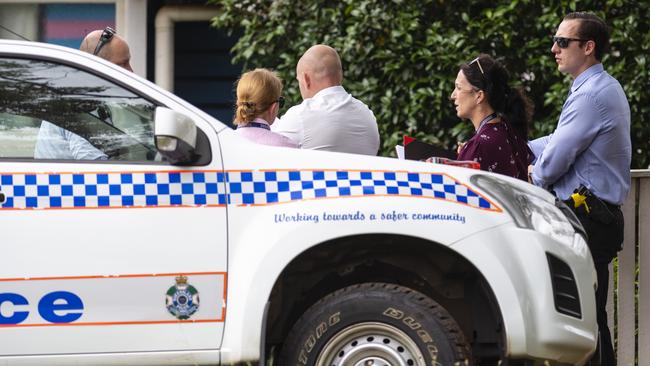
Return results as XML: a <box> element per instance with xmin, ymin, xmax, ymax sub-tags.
<box><xmin>471</xmin><ymin>174</ymin><xmax>588</xmax><ymax>256</ymax></box>
<box><xmin>520</xmin><ymin>194</ymin><xmax>574</xmax><ymax>244</ymax></box>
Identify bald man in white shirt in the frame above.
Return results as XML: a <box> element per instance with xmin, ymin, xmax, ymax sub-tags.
<box><xmin>272</xmin><ymin>45</ymin><xmax>380</xmax><ymax>155</ymax></box>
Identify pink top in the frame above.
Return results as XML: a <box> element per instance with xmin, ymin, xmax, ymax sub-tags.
<box><xmin>235</xmin><ymin>118</ymin><xmax>298</xmax><ymax>148</ymax></box>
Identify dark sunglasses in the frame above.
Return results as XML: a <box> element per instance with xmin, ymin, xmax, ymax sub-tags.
<box><xmin>277</xmin><ymin>96</ymin><xmax>285</xmax><ymax>108</ymax></box>
<box><xmin>93</xmin><ymin>26</ymin><xmax>116</xmax><ymax>55</ymax></box>
<box><xmin>552</xmin><ymin>36</ymin><xmax>588</xmax><ymax>49</ymax></box>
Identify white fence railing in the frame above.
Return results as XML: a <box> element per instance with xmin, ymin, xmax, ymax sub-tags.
<box><xmin>610</xmin><ymin>169</ymin><xmax>650</xmax><ymax>366</ymax></box>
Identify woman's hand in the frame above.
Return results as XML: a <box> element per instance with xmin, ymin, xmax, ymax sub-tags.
<box><xmin>456</xmin><ymin>141</ymin><xmax>466</xmax><ymax>155</ymax></box>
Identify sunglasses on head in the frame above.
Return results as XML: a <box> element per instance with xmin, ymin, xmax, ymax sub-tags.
<box><xmin>552</xmin><ymin>36</ymin><xmax>588</xmax><ymax>49</ymax></box>
<box><xmin>93</xmin><ymin>26</ymin><xmax>116</xmax><ymax>55</ymax></box>
<box><xmin>468</xmin><ymin>56</ymin><xmax>485</xmax><ymax>75</ymax></box>
<box><xmin>277</xmin><ymin>96</ymin><xmax>285</xmax><ymax>108</ymax></box>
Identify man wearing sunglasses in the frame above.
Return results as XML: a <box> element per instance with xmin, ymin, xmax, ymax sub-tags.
<box><xmin>34</xmin><ymin>27</ymin><xmax>133</xmax><ymax>160</ymax></box>
<box><xmin>528</xmin><ymin>12</ymin><xmax>631</xmax><ymax>366</ymax></box>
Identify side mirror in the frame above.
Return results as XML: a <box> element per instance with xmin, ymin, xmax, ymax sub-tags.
<box><xmin>154</xmin><ymin>107</ymin><xmax>198</xmax><ymax>165</ymax></box>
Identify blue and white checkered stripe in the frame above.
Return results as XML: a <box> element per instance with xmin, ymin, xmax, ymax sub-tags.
<box><xmin>0</xmin><ymin>170</ymin><xmax>497</xmax><ymax>211</ymax></box>
<box><xmin>0</xmin><ymin>171</ymin><xmax>226</xmax><ymax>209</ymax></box>
<box><xmin>226</xmin><ymin>170</ymin><xmax>495</xmax><ymax>210</ymax></box>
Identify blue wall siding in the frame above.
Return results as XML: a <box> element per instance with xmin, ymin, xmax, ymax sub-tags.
<box><xmin>42</xmin><ymin>4</ymin><xmax>115</xmax><ymax>49</ymax></box>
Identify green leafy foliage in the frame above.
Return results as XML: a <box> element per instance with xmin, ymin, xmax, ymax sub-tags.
<box><xmin>210</xmin><ymin>0</ymin><xmax>650</xmax><ymax>168</ymax></box>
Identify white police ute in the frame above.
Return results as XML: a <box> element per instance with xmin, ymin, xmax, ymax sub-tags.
<box><xmin>0</xmin><ymin>40</ymin><xmax>597</xmax><ymax>366</ymax></box>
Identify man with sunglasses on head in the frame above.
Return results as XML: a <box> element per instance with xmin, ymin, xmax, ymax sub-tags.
<box><xmin>34</xmin><ymin>27</ymin><xmax>133</xmax><ymax>160</ymax></box>
<box><xmin>271</xmin><ymin>44</ymin><xmax>379</xmax><ymax>155</ymax></box>
<box><xmin>80</xmin><ymin>27</ymin><xmax>133</xmax><ymax>72</ymax></box>
<box><xmin>528</xmin><ymin>12</ymin><xmax>631</xmax><ymax>366</ymax></box>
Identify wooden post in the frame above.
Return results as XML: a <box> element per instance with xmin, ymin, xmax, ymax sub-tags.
<box><xmin>638</xmin><ymin>176</ymin><xmax>650</xmax><ymax>366</ymax></box>
<box><xmin>617</xmin><ymin>179</ymin><xmax>637</xmax><ymax>365</ymax></box>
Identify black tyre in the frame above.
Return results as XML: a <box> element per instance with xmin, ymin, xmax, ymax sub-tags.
<box><xmin>281</xmin><ymin>282</ymin><xmax>471</xmax><ymax>366</ymax></box>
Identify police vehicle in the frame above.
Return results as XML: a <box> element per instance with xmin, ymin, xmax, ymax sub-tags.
<box><xmin>0</xmin><ymin>40</ymin><xmax>597</xmax><ymax>365</ymax></box>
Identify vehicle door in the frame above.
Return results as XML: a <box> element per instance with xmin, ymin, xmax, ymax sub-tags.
<box><xmin>0</xmin><ymin>53</ymin><xmax>227</xmax><ymax>356</ymax></box>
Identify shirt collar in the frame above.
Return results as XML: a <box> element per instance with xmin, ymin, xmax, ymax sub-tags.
<box><xmin>311</xmin><ymin>85</ymin><xmax>346</xmax><ymax>99</ymax></box>
<box><xmin>571</xmin><ymin>63</ymin><xmax>604</xmax><ymax>94</ymax></box>
<box><xmin>252</xmin><ymin>117</ymin><xmax>270</xmax><ymax>125</ymax></box>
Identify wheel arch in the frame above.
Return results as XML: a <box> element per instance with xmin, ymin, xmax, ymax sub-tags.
<box><xmin>263</xmin><ymin>233</ymin><xmax>506</xmax><ymax>363</ymax></box>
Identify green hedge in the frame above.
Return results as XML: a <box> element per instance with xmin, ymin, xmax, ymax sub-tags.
<box><xmin>210</xmin><ymin>0</ymin><xmax>650</xmax><ymax>168</ymax></box>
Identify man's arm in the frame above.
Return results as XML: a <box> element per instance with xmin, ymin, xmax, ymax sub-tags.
<box><xmin>528</xmin><ymin>134</ymin><xmax>552</xmax><ymax>164</ymax></box>
<box><xmin>532</xmin><ymin>95</ymin><xmax>602</xmax><ymax>188</ymax></box>
<box><xmin>64</xmin><ymin>129</ymin><xmax>108</xmax><ymax>160</ymax></box>
<box><xmin>271</xmin><ymin>105</ymin><xmax>304</xmax><ymax>146</ymax></box>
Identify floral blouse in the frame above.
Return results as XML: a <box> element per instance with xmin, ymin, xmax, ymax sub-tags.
<box><xmin>457</xmin><ymin>121</ymin><xmax>532</xmax><ymax>181</ymax></box>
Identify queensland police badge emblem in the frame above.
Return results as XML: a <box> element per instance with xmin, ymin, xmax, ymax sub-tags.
<box><xmin>166</xmin><ymin>275</ymin><xmax>200</xmax><ymax>320</ymax></box>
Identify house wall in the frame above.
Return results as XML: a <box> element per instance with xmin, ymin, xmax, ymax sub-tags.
<box><xmin>0</xmin><ymin>0</ymin><xmax>240</xmax><ymax>124</ymax></box>
<box><xmin>173</xmin><ymin>21</ymin><xmax>240</xmax><ymax>125</ymax></box>
<box><xmin>0</xmin><ymin>0</ymin><xmax>146</xmax><ymax>78</ymax></box>
<box><xmin>148</xmin><ymin>2</ymin><xmax>241</xmax><ymax>124</ymax></box>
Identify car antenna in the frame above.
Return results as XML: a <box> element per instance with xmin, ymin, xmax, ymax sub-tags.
<box><xmin>0</xmin><ymin>24</ymin><xmax>31</xmax><ymax>41</ymax></box>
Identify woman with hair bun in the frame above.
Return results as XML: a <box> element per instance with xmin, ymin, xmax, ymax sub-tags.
<box><xmin>234</xmin><ymin>68</ymin><xmax>298</xmax><ymax>148</ymax></box>
<box><xmin>450</xmin><ymin>54</ymin><xmax>533</xmax><ymax>180</ymax></box>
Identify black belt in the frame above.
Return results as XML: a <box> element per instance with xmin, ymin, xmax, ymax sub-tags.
<box><xmin>564</xmin><ymin>185</ymin><xmax>620</xmax><ymax>224</ymax></box>
<box><xmin>603</xmin><ymin>201</ymin><xmax>621</xmax><ymax>212</ymax></box>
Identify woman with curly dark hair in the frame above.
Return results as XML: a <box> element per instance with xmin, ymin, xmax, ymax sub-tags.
<box><xmin>451</xmin><ymin>54</ymin><xmax>533</xmax><ymax>180</ymax></box>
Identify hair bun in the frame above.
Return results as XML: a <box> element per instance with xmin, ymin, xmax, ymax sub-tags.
<box><xmin>234</xmin><ymin>68</ymin><xmax>283</xmax><ymax>125</ymax></box>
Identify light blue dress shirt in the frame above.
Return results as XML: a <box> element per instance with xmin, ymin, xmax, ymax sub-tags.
<box><xmin>529</xmin><ymin>63</ymin><xmax>631</xmax><ymax>205</ymax></box>
<box><xmin>34</xmin><ymin>121</ymin><xmax>108</xmax><ymax>160</ymax></box>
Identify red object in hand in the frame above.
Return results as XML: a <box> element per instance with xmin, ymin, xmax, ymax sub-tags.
<box><xmin>430</xmin><ymin>157</ymin><xmax>480</xmax><ymax>170</ymax></box>
<box><xmin>403</xmin><ymin>135</ymin><xmax>416</xmax><ymax>146</ymax></box>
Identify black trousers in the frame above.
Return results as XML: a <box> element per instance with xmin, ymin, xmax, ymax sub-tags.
<box><xmin>574</xmin><ymin>203</ymin><xmax>624</xmax><ymax>366</ymax></box>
